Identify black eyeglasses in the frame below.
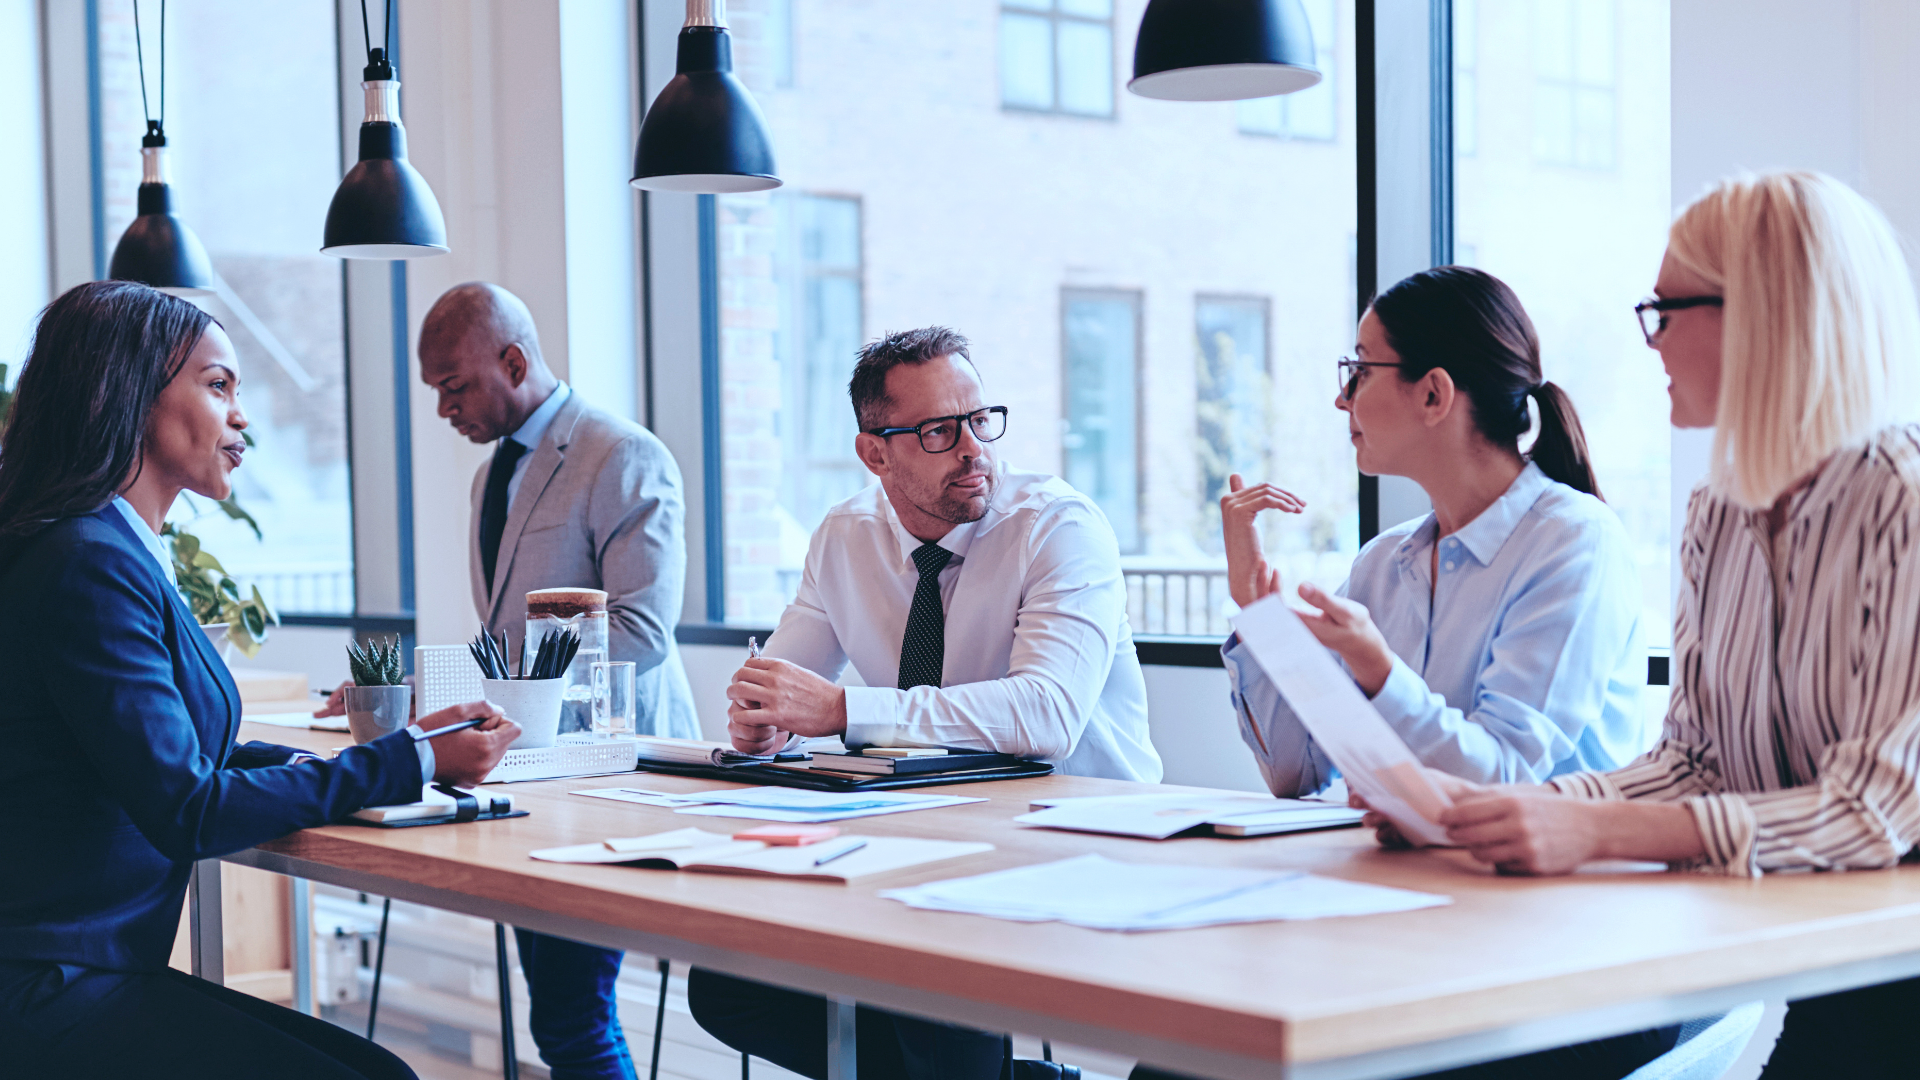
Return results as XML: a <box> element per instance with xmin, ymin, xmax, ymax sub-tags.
<box><xmin>1336</xmin><ymin>356</ymin><xmax>1397</xmax><ymax>401</ymax></box>
<box><xmin>1634</xmin><ymin>295</ymin><xmax>1723</xmax><ymax>346</ymax></box>
<box><xmin>866</xmin><ymin>406</ymin><xmax>1008</xmax><ymax>453</ymax></box>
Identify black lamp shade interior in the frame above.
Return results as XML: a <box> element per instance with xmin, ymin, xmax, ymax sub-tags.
<box><xmin>632</xmin><ymin>26</ymin><xmax>780</xmax><ymax>194</ymax></box>
<box><xmin>110</xmin><ymin>182</ymin><xmax>215</xmax><ymax>296</ymax></box>
<box><xmin>1129</xmin><ymin>0</ymin><xmax>1323</xmax><ymax>102</ymax></box>
<box><xmin>323</xmin><ymin>120</ymin><xmax>449</xmax><ymax>258</ymax></box>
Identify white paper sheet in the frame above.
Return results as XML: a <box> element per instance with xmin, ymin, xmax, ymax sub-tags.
<box><xmin>1230</xmin><ymin>596</ymin><xmax>1453</xmax><ymax>846</ymax></box>
<box><xmin>880</xmin><ymin>854</ymin><xmax>1449</xmax><ymax>931</ymax></box>
<box><xmin>572</xmin><ymin>786</ymin><xmax>722</xmax><ymax>808</ymax></box>
<box><xmin>245</xmin><ymin>711</ymin><xmax>350</xmax><ymax>732</ymax></box>
<box><xmin>571</xmin><ymin>784</ymin><xmax>984</xmax><ymax>822</ymax></box>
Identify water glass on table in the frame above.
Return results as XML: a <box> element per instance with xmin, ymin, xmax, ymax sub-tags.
<box><xmin>592</xmin><ymin>660</ymin><xmax>636</xmax><ymax>737</ymax></box>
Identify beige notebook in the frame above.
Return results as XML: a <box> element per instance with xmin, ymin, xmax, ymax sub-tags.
<box><xmin>530</xmin><ymin>827</ymin><xmax>993</xmax><ymax>884</ymax></box>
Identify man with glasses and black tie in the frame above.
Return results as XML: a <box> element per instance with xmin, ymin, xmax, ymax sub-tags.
<box><xmin>686</xmin><ymin>326</ymin><xmax>1159</xmax><ymax>1080</ymax></box>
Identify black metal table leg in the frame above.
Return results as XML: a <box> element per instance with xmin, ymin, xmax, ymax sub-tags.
<box><xmin>366</xmin><ymin>898</ymin><xmax>392</xmax><ymax>1040</ymax></box>
<box><xmin>495</xmin><ymin>923</ymin><xmax>519</xmax><ymax>1080</ymax></box>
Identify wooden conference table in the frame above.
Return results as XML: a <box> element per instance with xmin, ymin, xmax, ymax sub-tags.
<box><xmin>196</xmin><ymin>723</ymin><xmax>1920</xmax><ymax>1080</ymax></box>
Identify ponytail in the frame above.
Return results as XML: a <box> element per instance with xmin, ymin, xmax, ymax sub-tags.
<box><xmin>1372</xmin><ymin>266</ymin><xmax>1606</xmax><ymax>502</ymax></box>
<box><xmin>1527</xmin><ymin>381</ymin><xmax>1602</xmax><ymax>499</ymax></box>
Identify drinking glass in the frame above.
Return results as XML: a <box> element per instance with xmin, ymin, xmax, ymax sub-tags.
<box><xmin>591</xmin><ymin>660</ymin><xmax>637</xmax><ymax>737</ymax></box>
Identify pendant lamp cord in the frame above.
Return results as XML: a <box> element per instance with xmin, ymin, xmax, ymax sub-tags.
<box><xmin>357</xmin><ymin>0</ymin><xmax>394</xmax><ymax>59</ymax></box>
<box><xmin>131</xmin><ymin>0</ymin><xmax>166</xmax><ymax>130</ymax></box>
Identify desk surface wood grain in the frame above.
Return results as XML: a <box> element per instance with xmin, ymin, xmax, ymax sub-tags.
<box><xmin>242</xmin><ymin>724</ymin><xmax>1920</xmax><ymax>1066</ymax></box>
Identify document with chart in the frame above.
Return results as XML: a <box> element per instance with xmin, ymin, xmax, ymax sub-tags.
<box><xmin>1230</xmin><ymin>595</ymin><xmax>1453</xmax><ymax>846</ymax></box>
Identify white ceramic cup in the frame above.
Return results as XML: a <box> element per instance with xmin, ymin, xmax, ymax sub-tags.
<box><xmin>481</xmin><ymin>677</ymin><xmax>567</xmax><ymax>749</ymax></box>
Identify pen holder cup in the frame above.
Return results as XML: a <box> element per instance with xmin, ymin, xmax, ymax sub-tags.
<box><xmin>482</xmin><ymin>678</ymin><xmax>567</xmax><ymax>750</ymax></box>
<box><xmin>344</xmin><ymin>684</ymin><xmax>413</xmax><ymax>745</ymax></box>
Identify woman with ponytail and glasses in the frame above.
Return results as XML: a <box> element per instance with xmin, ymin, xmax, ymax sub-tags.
<box><xmin>1220</xmin><ymin>266</ymin><xmax>1652</xmax><ymax>799</ymax></box>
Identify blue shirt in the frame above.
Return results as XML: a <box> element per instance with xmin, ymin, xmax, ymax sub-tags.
<box><xmin>1224</xmin><ymin>463</ymin><xmax>1651</xmax><ymax>792</ymax></box>
<box><xmin>505</xmin><ymin>382</ymin><xmax>571</xmax><ymax>509</ymax></box>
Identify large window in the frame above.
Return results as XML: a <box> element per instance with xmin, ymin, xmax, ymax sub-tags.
<box><xmin>1455</xmin><ymin>0</ymin><xmax>1670</xmax><ymax>644</ymax></box>
<box><xmin>1062</xmin><ymin>289</ymin><xmax>1141</xmax><ymax>553</ymax></box>
<box><xmin>98</xmin><ymin>1</ymin><xmax>353</xmax><ymax>615</ymax></box>
<box><xmin>999</xmin><ymin>0</ymin><xmax>1116</xmax><ymax>117</ymax></box>
<box><xmin>715</xmin><ymin>0</ymin><xmax>1360</xmax><ymax>634</ymax></box>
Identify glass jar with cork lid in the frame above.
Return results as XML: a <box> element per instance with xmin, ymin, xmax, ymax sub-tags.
<box><xmin>525</xmin><ymin>587</ymin><xmax>607</xmax><ymax>735</ymax></box>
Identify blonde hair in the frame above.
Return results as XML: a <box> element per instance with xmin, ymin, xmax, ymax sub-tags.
<box><xmin>1668</xmin><ymin>171</ymin><xmax>1920</xmax><ymax>508</ymax></box>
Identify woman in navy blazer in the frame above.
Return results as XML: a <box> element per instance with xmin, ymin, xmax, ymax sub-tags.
<box><xmin>0</xmin><ymin>282</ymin><xmax>519</xmax><ymax>1078</ymax></box>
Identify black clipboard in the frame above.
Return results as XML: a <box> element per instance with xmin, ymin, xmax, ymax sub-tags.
<box><xmin>633</xmin><ymin>759</ymin><xmax>1054</xmax><ymax>791</ymax></box>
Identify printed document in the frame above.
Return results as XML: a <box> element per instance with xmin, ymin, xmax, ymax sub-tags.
<box><xmin>1230</xmin><ymin>595</ymin><xmax>1453</xmax><ymax>845</ymax></box>
<box><xmin>880</xmin><ymin>854</ymin><xmax>1449</xmax><ymax>931</ymax></box>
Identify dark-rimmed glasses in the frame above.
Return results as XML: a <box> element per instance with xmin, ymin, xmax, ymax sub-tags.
<box><xmin>1634</xmin><ymin>296</ymin><xmax>1723</xmax><ymax>346</ymax></box>
<box><xmin>1337</xmin><ymin>356</ymin><xmax>1398</xmax><ymax>401</ymax></box>
<box><xmin>866</xmin><ymin>406</ymin><xmax>1009</xmax><ymax>453</ymax></box>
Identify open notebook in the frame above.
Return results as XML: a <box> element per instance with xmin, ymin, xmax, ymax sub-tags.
<box><xmin>529</xmin><ymin>826</ymin><xmax>993</xmax><ymax>884</ymax></box>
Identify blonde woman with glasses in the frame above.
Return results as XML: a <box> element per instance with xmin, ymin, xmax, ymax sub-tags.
<box><xmin>1392</xmin><ymin>171</ymin><xmax>1920</xmax><ymax>1078</ymax></box>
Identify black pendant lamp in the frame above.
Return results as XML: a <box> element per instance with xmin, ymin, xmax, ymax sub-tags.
<box><xmin>109</xmin><ymin>0</ymin><xmax>214</xmax><ymax>296</ymax></box>
<box><xmin>322</xmin><ymin>0</ymin><xmax>448</xmax><ymax>258</ymax></box>
<box><xmin>1128</xmin><ymin>0</ymin><xmax>1323</xmax><ymax>102</ymax></box>
<box><xmin>631</xmin><ymin>0</ymin><xmax>780</xmax><ymax>194</ymax></box>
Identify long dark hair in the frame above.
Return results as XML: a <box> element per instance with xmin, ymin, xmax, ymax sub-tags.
<box><xmin>0</xmin><ymin>280</ymin><xmax>214</xmax><ymax>538</ymax></box>
<box><xmin>1369</xmin><ymin>266</ymin><xmax>1602</xmax><ymax>499</ymax></box>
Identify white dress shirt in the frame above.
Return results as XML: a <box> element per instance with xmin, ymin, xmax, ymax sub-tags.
<box><xmin>504</xmin><ymin>382</ymin><xmax>572</xmax><ymax>509</ymax></box>
<box><xmin>114</xmin><ymin>496</ymin><xmax>434</xmax><ymax>779</ymax></box>
<box><xmin>1225</xmin><ymin>463</ymin><xmax>1650</xmax><ymax>791</ymax></box>
<box><xmin>763</xmin><ymin>465</ymin><xmax>1162</xmax><ymax>782</ymax></box>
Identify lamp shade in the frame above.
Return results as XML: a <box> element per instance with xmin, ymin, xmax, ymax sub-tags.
<box><xmin>323</xmin><ymin>62</ymin><xmax>448</xmax><ymax>259</ymax></box>
<box><xmin>1128</xmin><ymin>0</ymin><xmax>1323</xmax><ymax>102</ymax></box>
<box><xmin>631</xmin><ymin>17</ymin><xmax>780</xmax><ymax>194</ymax></box>
<box><xmin>109</xmin><ymin>136</ymin><xmax>214</xmax><ymax>296</ymax></box>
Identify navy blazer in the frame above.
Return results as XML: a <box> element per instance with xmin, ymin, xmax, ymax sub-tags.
<box><xmin>0</xmin><ymin>506</ymin><xmax>421</xmax><ymax>972</ymax></box>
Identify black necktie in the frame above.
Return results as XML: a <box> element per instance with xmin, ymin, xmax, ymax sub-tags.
<box><xmin>897</xmin><ymin>542</ymin><xmax>954</xmax><ymax>690</ymax></box>
<box><xmin>480</xmin><ymin>438</ymin><xmax>527</xmax><ymax>595</ymax></box>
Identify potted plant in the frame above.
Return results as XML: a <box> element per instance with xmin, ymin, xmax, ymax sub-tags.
<box><xmin>164</xmin><ymin>492</ymin><xmax>279</xmax><ymax>659</ymax></box>
<box><xmin>343</xmin><ymin>636</ymin><xmax>412</xmax><ymax>745</ymax></box>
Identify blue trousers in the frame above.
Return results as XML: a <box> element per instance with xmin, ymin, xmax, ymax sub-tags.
<box><xmin>513</xmin><ymin>929</ymin><xmax>638</xmax><ymax>1080</ymax></box>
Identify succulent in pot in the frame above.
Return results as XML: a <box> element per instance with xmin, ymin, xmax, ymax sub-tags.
<box><xmin>343</xmin><ymin>636</ymin><xmax>412</xmax><ymax>745</ymax></box>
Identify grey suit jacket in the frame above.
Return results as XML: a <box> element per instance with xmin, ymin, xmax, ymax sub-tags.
<box><xmin>468</xmin><ymin>391</ymin><xmax>699</xmax><ymax>739</ymax></box>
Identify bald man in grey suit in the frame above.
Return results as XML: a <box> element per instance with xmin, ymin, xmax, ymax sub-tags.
<box><xmin>420</xmin><ymin>281</ymin><xmax>697</xmax><ymax>1080</ymax></box>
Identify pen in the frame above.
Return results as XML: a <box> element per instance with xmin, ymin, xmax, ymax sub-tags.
<box><xmin>748</xmin><ymin>635</ymin><xmax>761</xmax><ymax>660</ymax></box>
<box><xmin>811</xmin><ymin>839</ymin><xmax>868</xmax><ymax>866</ymax></box>
<box><xmin>411</xmin><ymin>717</ymin><xmax>489</xmax><ymax>742</ymax></box>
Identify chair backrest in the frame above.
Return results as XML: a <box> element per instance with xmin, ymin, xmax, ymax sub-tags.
<box><xmin>1622</xmin><ymin>1001</ymin><xmax>1766</xmax><ymax>1080</ymax></box>
<box><xmin>416</xmin><ymin>645</ymin><xmax>485</xmax><ymax>716</ymax></box>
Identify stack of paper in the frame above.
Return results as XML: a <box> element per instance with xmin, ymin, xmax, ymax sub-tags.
<box><xmin>573</xmin><ymin>785</ymin><xmax>985</xmax><ymax>823</ymax></box>
<box><xmin>1018</xmin><ymin>793</ymin><xmax>1363</xmax><ymax>839</ymax></box>
<box><xmin>880</xmin><ymin>854</ymin><xmax>1449</xmax><ymax>931</ymax></box>
<box><xmin>530</xmin><ymin>826</ymin><xmax>992</xmax><ymax>883</ymax></box>
<box><xmin>631</xmin><ymin>736</ymin><xmax>789</xmax><ymax>768</ymax></box>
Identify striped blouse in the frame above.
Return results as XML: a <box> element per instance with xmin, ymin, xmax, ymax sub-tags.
<box><xmin>1551</xmin><ymin>425</ymin><xmax>1920</xmax><ymax>877</ymax></box>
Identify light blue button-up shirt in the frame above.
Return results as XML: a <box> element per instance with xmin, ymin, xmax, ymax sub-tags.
<box><xmin>504</xmin><ymin>382</ymin><xmax>571</xmax><ymax>509</ymax></box>
<box><xmin>1223</xmin><ymin>463</ymin><xmax>1651</xmax><ymax>792</ymax></box>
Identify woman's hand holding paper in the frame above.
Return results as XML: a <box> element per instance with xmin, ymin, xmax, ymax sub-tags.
<box><xmin>1296</xmin><ymin>583</ymin><xmax>1395</xmax><ymax>697</ymax></box>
